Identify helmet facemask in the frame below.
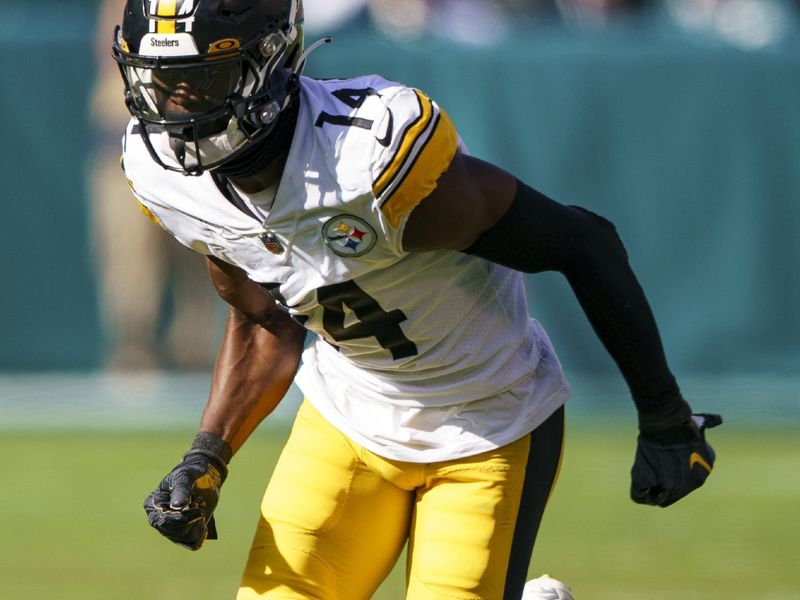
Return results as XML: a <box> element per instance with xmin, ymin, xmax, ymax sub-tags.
<box><xmin>113</xmin><ymin>0</ymin><xmax>307</xmax><ymax>176</ymax></box>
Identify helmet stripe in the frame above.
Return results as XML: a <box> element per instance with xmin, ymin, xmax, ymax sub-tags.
<box><xmin>156</xmin><ymin>0</ymin><xmax>178</xmax><ymax>34</ymax></box>
<box><xmin>156</xmin><ymin>0</ymin><xmax>178</xmax><ymax>17</ymax></box>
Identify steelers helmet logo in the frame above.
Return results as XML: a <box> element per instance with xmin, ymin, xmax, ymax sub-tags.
<box><xmin>322</xmin><ymin>215</ymin><xmax>377</xmax><ymax>257</ymax></box>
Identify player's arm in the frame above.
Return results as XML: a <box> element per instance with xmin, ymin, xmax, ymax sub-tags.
<box><xmin>403</xmin><ymin>151</ymin><xmax>722</xmax><ymax>507</ymax></box>
<box><xmin>200</xmin><ymin>255</ymin><xmax>306</xmax><ymax>453</ymax></box>
<box><xmin>144</xmin><ymin>256</ymin><xmax>305</xmax><ymax>550</ymax></box>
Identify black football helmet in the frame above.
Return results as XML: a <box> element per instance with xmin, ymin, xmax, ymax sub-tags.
<box><xmin>113</xmin><ymin>0</ymin><xmax>316</xmax><ymax>175</ymax></box>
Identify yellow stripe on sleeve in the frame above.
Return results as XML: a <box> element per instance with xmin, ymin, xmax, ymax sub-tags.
<box><xmin>373</xmin><ymin>90</ymin><xmax>434</xmax><ymax>200</ymax></box>
<box><xmin>156</xmin><ymin>0</ymin><xmax>178</xmax><ymax>34</ymax></box>
<box><xmin>380</xmin><ymin>109</ymin><xmax>458</xmax><ymax>229</ymax></box>
<box><xmin>137</xmin><ymin>201</ymin><xmax>162</xmax><ymax>227</ymax></box>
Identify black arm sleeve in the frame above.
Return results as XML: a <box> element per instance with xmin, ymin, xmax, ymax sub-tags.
<box><xmin>464</xmin><ymin>180</ymin><xmax>690</xmax><ymax>430</ymax></box>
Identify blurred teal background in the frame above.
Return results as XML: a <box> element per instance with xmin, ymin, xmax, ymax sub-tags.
<box><xmin>0</xmin><ymin>0</ymin><xmax>797</xmax><ymax>382</ymax></box>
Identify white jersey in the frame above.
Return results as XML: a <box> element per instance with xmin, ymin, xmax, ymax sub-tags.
<box><xmin>122</xmin><ymin>74</ymin><xmax>570</xmax><ymax>462</ymax></box>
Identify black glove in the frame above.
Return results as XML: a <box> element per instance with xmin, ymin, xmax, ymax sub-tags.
<box><xmin>631</xmin><ymin>411</ymin><xmax>722</xmax><ymax>507</ymax></box>
<box><xmin>144</xmin><ymin>432</ymin><xmax>232</xmax><ymax>550</ymax></box>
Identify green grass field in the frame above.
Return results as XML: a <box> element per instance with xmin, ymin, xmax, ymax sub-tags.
<box><xmin>1</xmin><ymin>420</ymin><xmax>798</xmax><ymax>599</ymax></box>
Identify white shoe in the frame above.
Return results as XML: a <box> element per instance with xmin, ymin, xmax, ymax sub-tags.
<box><xmin>522</xmin><ymin>574</ymin><xmax>575</xmax><ymax>599</ymax></box>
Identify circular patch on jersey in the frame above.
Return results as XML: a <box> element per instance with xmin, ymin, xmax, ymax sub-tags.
<box><xmin>322</xmin><ymin>214</ymin><xmax>377</xmax><ymax>257</ymax></box>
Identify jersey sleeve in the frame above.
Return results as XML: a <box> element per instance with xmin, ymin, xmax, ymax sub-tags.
<box><xmin>120</xmin><ymin>132</ymin><xmax>212</xmax><ymax>256</ymax></box>
<box><xmin>119</xmin><ymin>156</ymin><xmax>162</xmax><ymax>227</ymax></box>
<box><xmin>370</xmin><ymin>87</ymin><xmax>459</xmax><ymax>230</ymax></box>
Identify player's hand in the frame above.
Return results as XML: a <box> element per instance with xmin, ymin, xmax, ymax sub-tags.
<box><xmin>631</xmin><ymin>413</ymin><xmax>722</xmax><ymax>507</ymax></box>
<box><xmin>143</xmin><ymin>433</ymin><xmax>231</xmax><ymax>550</ymax></box>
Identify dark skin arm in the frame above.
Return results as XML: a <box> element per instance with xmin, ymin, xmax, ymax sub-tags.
<box><xmin>200</xmin><ymin>256</ymin><xmax>306</xmax><ymax>455</ymax></box>
<box><xmin>403</xmin><ymin>152</ymin><xmax>516</xmax><ymax>252</ymax></box>
<box><xmin>141</xmin><ymin>256</ymin><xmax>305</xmax><ymax>550</ymax></box>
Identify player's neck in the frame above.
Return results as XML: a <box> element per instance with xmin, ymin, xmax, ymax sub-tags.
<box><xmin>228</xmin><ymin>150</ymin><xmax>289</xmax><ymax>195</ymax></box>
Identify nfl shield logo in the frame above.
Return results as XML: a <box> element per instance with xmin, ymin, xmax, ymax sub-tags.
<box><xmin>260</xmin><ymin>232</ymin><xmax>284</xmax><ymax>255</ymax></box>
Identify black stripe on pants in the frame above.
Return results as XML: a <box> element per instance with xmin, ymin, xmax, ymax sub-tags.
<box><xmin>502</xmin><ymin>405</ymin><xmax>565</xmax><ymax>599</ymax></box>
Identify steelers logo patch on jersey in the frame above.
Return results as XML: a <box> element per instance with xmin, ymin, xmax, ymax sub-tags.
<box><xmin>322</xmin><ymin>215</ymin><xmax>377</xmax><ymax>257</ymax></box>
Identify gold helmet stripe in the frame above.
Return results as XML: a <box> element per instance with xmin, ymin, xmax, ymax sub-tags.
<box><xmin>156</xmin><ymin>0</ymin><xmax>178</xmax><ymax>34</ymax></box>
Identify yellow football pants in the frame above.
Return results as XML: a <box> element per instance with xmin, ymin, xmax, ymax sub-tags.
<box><xmin>238</xmin><ymin>400</ymin><xmax>564</xmax><ymax>600</ymax></box>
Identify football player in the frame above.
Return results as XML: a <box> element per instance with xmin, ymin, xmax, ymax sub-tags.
<box><xmin>113</xmin><ymin>1</ymin><xmax>722</xmax><ymax>598</ymax></box>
